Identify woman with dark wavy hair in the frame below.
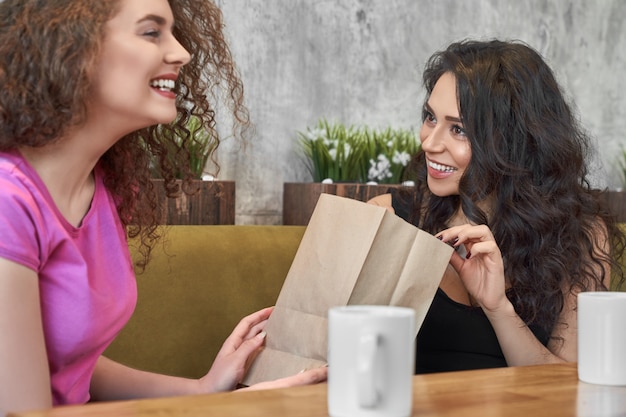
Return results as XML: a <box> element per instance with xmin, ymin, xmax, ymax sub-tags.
<box><xmin>370</xmin><ymin>39</ymin><xmax>625</xmax><ymax>374</ymax></box>
<box><xmin>0</xmin><ymin>0</ymin><xmax>325</xmax><ymax>413</ymax></box>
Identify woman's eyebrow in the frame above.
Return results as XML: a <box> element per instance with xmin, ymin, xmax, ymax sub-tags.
<box><xmin>138</xmin><ymin>14</ymin><xmax>167</xmax><ymax>26</ymax></box>
<box><xmin>137</xmin><ymin>13</ymin><xmax>177</xmax><ymax>31</ymax></box>
<box><xmin>425</xmin><ymin>102</ymin><xmax>463</xmax><ymax>123</ymax></box>
<box><xmin>139</xmin><ymin>14</ymin><xmax>165</xmax><ymax>25</ymax></box>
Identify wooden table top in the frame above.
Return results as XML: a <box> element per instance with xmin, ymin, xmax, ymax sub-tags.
<box><xmin>9</xmin><ymin>362</ymin><xmax>626</xmax><ymax>417</ymax></box>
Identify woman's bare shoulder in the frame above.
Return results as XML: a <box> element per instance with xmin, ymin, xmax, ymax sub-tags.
<box><xmin>366</xmin><ymin>193</ymin><xmax>394</xmax><ymax>214</ymax></box>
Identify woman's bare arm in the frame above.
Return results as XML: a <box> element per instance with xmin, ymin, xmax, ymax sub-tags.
<box><xmin>0</xmin><ymin>259</ymin><xmax>52</xmax><ymax>416</ymax></box>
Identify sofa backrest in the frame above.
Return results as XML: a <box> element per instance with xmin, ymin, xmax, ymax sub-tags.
<box><xmin>104</xmin><ymin>225</ymin><xmax>306</xmax><ymax>379</ymax></box>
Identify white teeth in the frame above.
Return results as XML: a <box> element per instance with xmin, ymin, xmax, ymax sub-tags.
<box><xmin>428</xmin><ymin>160</ymin><xmax>456</xmax><ymax>173</ymax></box>
<box><xmin>150</xmin><ymin>79</ymin><xmax>175</xmax><ymax>91</ymax></box>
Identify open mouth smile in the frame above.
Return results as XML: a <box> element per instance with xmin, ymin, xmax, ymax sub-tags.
<box><xmin>427</xmin><ymin>160</ymin><xmax>457</xmax><ymax>173</ymax></box>
<box><xmin>150</xmin><ymin>79</ymin><xmax>176</xmax><ymax>92</ymax></box>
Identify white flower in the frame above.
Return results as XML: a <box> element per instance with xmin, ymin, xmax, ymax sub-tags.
<box><xmin>307</xmin><ymin>128</ymin><xmax>325</xmax><ymax>141</ymax></box>
<box><xmin>343</xmin><ymin>143</ymin><xmax>351</xmax><ymax>158</ymax></box>
<box><xmin>367</xmin><ymin>154</ymin><xmax>393</xmax><ymax>181</ymax></box>
<box><xmin>329</xmin><ymin>148</ymin><xmax>337</xmax><ymax>161</ymax></box>
<box><xmin>392</xmin><ymin>150</ymin><xmax>411</xmax><ymax>166</ymax></box>
<box><xmin>324</xmin><ymin>138</ymin><xmax>339</xmax><ymax>149</ymax></box>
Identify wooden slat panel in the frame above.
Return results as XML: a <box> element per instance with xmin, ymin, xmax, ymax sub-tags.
<box><xmin>600</xmin><ymin>191</ymin><xmax>626</xmax><ymax>223</ymax></box>
<box><xmin>283</xmin><ymin>182</ymin><xmax>409</xmax><ymax>225</ymax></box>
<box><xmin>284</xmin><ymin>185</ymin><xmax>626</xmax><ymax>226</ymax></box>
<box><xmin>151</xmin><ymin>179</ymin><xmax>235</xmax><ymax>225</ymax></box>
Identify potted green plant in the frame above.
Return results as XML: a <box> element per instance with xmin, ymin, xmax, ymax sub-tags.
<box><xmin>284</xmin><ymin>118</ymin><xmax>421</xmax><ymax>225</ymax></box>
<box><xmin>613</xmin><ymin>149</ymin><xmax>626</xmax><ymax>188</ymax></box>
<box><xmin>298</xmin><ymin>118</ymin><xmax>420</xmax><ymax>184</ymax></box>
<box><xmin>149</xmin><ymin>115</ymin><xmax>235</xmax><ymax>225</ymax></box>
<box><xmin>149</xmin><ymin>114</ymin><xmax>217</xmax><ymax>180</ymax></box>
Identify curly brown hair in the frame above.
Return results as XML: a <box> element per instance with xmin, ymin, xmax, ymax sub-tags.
<box><xmin>0</xmin><ymin>0</ymin><xmax>250</xmax><ymax>269</ymax></box>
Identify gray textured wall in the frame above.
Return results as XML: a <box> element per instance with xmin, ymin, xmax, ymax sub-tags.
<box><xmin>210</xmin><ymin>0</ymin><xmax>626</xmax><ymax>224</ymax></box>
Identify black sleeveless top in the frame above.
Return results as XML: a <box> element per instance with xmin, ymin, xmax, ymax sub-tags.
<box><xmin>390</xmin><ymin>190</ymin><xmax>551</xmax><ymax>374</ymax></box>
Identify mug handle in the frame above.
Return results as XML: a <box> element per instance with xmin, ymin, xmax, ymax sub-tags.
<box><xmin>357</xmin><ymin>332</ymin><xmax>380</xmax><ymax>408</ymax></box>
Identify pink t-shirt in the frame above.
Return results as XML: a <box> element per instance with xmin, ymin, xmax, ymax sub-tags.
<box><xmin>0</xmin><ymin>151</ymin><xmax>137</xmax><ymax>405</ymax></box>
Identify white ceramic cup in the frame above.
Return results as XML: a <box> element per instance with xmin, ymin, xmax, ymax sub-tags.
<box><xmin>327</xmin><ymin>305</ymin><xmax>415</xmax><ymax>417</ymax></box>
<box><xmin>578</xmin><ymin>292</ymin><xmax>626</xmax><ymax>386</ymax></box>
<box><xmin>576</xmin><ymin>380</ymin><xmax>626</xmax><ymax>414</ymax></box>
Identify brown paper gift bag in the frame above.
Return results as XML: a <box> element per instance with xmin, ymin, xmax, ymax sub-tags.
<box><xmin>244</xmin><ymin>193</ymin><xmax>453</xmax><ymax>385</ymax></box>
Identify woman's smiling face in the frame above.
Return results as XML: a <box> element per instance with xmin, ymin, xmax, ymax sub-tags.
<box><xmin>88</xmin><ymin>0</ymin><xmax>191</xmax><ymax>135</ymax></box>
<box><xmin>420</xmin><ymin>72</ymin><xmax>472</xmax><ymax>197</ymax></box>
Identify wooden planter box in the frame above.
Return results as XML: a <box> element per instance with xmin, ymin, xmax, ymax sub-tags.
<box><xmin>283</xmin><ymin>182</ymin><xmax>410</xmax><ymax>225</ymax></box>
<box><xmin>600</xmin><ymin>190</ymin><xmax>626</xmax><ymax>223</ymax></box>
<box><xmin>283</xmin><ymin>186</ymin><xmax>626</xmax><ymax>226</ymax></box>
<box><xmin>152</xmin><ymin>179</ymin><xmax>235</xmax><ymax>225</ymax></box>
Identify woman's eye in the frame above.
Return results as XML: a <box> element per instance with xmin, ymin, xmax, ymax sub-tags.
<box><xmin>143</xmin><ymin>29</ymin><xmax>161</xmax><ymax>39</ymax></box>
<box><xmin>423</xmin><ymin>110</ymin><xmax>436</xmax><ymax>124</ymax></box>
<box><xmin>452</xmin><ymin>125</ymin><xmax>467</xmax><ymax>136</ymax></box>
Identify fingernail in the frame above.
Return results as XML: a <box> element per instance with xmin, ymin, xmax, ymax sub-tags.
<box><xmin>298</xmin><ymin>368</ymin><xmax>308</xmax><ymax>374</ymax></box>
<box><xmin>466</xmin><ymin>251</ymin><xmax>471</xmax><ymax>259</ymax></box>
<box><xmin>257</xmin><ymin>331</ymin><xmax>267</xmax><ymax>339</ymax></box>
<box><xmin>444</xmin><ymin>238</ymin><xmax>458</xmax><ymax>248</ymax></box>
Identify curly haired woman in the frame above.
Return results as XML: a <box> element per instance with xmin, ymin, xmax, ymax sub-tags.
<box><xmin>370</xmin><ymin>39</ymin><xmax>625</xmax><ymax>374</ymax></box>
<box><xmin>0</xmin><ymin>0</ymin><xmax>325</xmax><ymax>413</ymax></box>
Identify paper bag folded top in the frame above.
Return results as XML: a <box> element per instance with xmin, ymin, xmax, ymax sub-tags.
<box><xmin>243</xmin><ymin>193</ymin><xmax>453</xmax><ymax>385</ymax></box>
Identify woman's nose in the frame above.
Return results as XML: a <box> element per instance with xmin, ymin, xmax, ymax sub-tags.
<box><xmin>165</xmin><ymin>36</ymin><xmax>191</xmax><ymax>67</ymax></box>
<box><xmin>420</xmin><ymin>125</ymin><xmax>445</xmax><ymax>152</ymax></box>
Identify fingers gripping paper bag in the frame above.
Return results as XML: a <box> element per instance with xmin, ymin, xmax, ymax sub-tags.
<box><xmin>244</xmin><ymin>194</ymin><xmax>453</xmax><ymax>385</ymax></box>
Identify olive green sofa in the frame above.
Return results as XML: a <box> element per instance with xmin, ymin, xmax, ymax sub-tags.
<box><xmin>104</xmin><ymin>224</ymin><xmax>626</xmax><ymax>380</ymax></box>
<box><xmin>104</xmin><ymin>225</ymin><xmax>306</xmax><ymax>379</ymax></box>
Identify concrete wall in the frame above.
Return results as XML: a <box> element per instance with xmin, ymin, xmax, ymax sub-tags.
<box><xmin>211</xmin><ymin>0</ymin><xmax>626</xmax><ymax>224</ymax></box>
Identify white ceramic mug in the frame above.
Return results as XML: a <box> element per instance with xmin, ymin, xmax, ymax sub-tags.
<box><xmin>327</xmin><ymin>305</ymin><xmax>415</xmax><ymax>417</ymax></box>
<box><xmin>576</xmin><ymin>380</ymin><xmax>626</xmax><ymax>414</ymax></box>
<box><xmin>578</xmin><ymin>292</ymin><xmax>626</xmax><ymax>386</ymax></box>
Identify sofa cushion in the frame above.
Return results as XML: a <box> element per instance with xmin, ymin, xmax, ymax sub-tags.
<box><xmin>104</xmin><ymin>225</ymin><xmax>306</xmax><ymax>379</ymax></box>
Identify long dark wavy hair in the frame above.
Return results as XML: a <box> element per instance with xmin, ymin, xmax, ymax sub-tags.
<box><xmin>401</xmin><ymin>39</ymin><xmax>625</xmax><ymax>335</ymax></box>
<box><xmin>0</xmin><ymin>0</ymin><xmax>250</xmax><ymax>269</ymax></box>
